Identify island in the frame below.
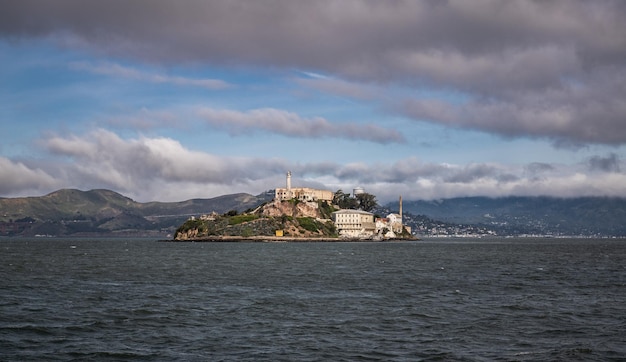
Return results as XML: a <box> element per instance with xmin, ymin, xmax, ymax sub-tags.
<box><xmin>171</xmin><ymin>172</ymin><xmax>415</xmax><ymax>242</ymax></box>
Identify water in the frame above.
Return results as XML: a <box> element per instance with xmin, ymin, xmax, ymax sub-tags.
<box><xmin>1</xmin><ymin>238</ymin><xmax>625</xmax><ymax>361</ymax></box>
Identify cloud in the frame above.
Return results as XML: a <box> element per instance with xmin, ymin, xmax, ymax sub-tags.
<box><xmin>0</xmin><ymin>157</ymin><xmax>58</xmax><ymax>195</ymax></box>
<box><xmin>589</xmin><ymin>153</ymin><xmax>621</xmax><ymax>173</ymax></box>
<box><xmin>70</xmin><ymin>61</ymin><xmax>231</xmax><ymax>90</ymax></box>
<box><xmin>44</xmin><ymin>129</ymin><xmax>277</xmax><ymax>183</ymax></box>
<box><xmin>1</xmin><ymin>130</ymin><xmax>625</xmax><ymax>202</ymax></box>
<box><xmin>325</xmin><ymin>159</ymin><xmax>626</xmax><ymax>202</ymax></box>
<box><xmin>294</xmin><ymin>76</ymin><xmax>377</xmax><ymax>100</ymax></box>
<box><xmin>35</xmin><ymin>129</ymin><xmax>289</xmax><ymax>201</ymax></box>
<box><xmin>198</xmin><ymin>107</ymin><xmax>405</xmax><ymax>144</ymax></box>
<box><xmin>400</xmin><ymin>67</ymin><xmax>626</xmax><ymax>146</ymax></box>
<box><xmin>2</xmin><ymin>0</ymin><xmax>625</xmax><ymax>145</ymax></box>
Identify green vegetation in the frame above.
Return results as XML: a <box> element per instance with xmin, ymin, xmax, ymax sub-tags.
<box><xmin>333</xmin><ymin>189</ymin><xmax>378</xmax><ymax>211</ymax></box>
<box><xmin>295</xmin><ymin>217</ymin><xmax>337</xmax><ymax>237</ymax></box>
<box><xmin>175</xmin><ymin>218</ymin><xmax>207</xmax><ymax>235</ymax></box>
<box><xmin>241</xmin><ymin>226</ymin><xmax>253</xmax><ymax>237</ymax></box>
<box><xmin>355</xmin><ymin>193</ymin><xmax>378</xmax><ymax>212</ymax></box>
<box><xmin>280</xmin><ymin>215</ymin><xmax>293</xmax><ymax>226</ymax></box>
<box><xmin>318</xmin><ymin>200</ymin><xmax>335</xmax><ymax>219</ymax></box>
<box><xmin>0</xmin><ymin>188</ymin><xmax>271</xmax><ymax>236</ymax></box>
<box><xmin>333</xmin><ymin>189</ymin><xmax>357</xmax><ymax>209</ymax></box>
<box><xmin>320</xmin><ymin>220</ymin><xmax>337</xmax><ymax>236</ymax></box>
<box><xmin>297</xmin><ymin>217</ymin><xmax>319</xmax><ymax>232</ymax></box>
<box><xmin>228</xmin><ymin>214</ymin><xmax>259</xmax><ymax>225</ymax></box>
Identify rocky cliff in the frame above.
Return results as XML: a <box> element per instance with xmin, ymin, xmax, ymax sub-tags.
<box><xmin>261</xmin><ymin>199</ymin><xmax>325</xmax><ymax>218</ymax></box>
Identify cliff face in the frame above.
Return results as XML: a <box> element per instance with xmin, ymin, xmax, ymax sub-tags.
<box><xmin>261</xmin><ymin>199</ymin><xmax>323</xmax><ymax>218</ymax></box>
<box><xmin>176</xmin><ymin>228</ymin><xmax>200</xmax><ymax>240</ymax></box>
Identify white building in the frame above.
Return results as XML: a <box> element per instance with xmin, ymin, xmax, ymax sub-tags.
<box><xmin>275</xmin><ymin>171</ymin><xmax>333</xmax><ymax>202</ymax></box>
<box><xmin>375</xmin><ymin>212</ymin><xmax>409</xmax><ymax>238</ymax></box>
<box><xmin>388</xmin><ymin>213</ymin><xmax>403</xmax><ymax>233</ymax></box>
<box><xmin>331</xmin><ymin>209</ymin><xmax>376</xmax><ymax>238</ymax></box>
<box><xmin>375</xmin><ymin>217</ymin><xmax>396</xmax><ymax>238</ymax></box>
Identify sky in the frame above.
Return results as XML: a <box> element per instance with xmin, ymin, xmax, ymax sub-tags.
<box><xmin>1</xmin><ymin>0</ymin><xmax>625</xmax><ymax>203</ymax></box>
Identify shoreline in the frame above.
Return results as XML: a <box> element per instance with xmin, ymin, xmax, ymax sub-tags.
<box><xmin>161</xmin><ymin>235</ymin><xmax>415</xmax><ymax>242</ymax></box>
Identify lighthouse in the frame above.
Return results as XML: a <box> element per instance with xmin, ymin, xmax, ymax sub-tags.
<box><xmin>286</xmin><ymin>171</ymin><xmax>292</xmax><ymax>199</ymax></box>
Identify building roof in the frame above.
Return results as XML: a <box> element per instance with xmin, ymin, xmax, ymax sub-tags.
<box><xmin>332</xmin><ymin>209</ymin><xmax>374</xmax><ymax>216</ymax></box>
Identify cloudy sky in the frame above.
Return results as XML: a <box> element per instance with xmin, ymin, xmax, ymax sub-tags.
<box><xmin>1</xmin><ymin>0</ymin><xmax>625</xmax><ymax>203</ymax></box>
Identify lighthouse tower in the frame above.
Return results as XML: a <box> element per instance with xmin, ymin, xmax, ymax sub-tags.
<box><xmin>286</xmin><ymin>171</ymin><xmax>292</xmax><ymax>199</ymax></box>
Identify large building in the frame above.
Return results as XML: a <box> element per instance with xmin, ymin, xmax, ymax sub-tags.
<box><xmin>331</xmin><ymin>209</ymin><xmax>376</xmax><ymax>238</ymax></box>
<box><xmin>275</xmin><ymin>171</ymin><xmax>333</xmax><ymax>202</ymax></box>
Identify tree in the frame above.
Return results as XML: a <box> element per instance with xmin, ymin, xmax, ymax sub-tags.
<box><xmin>334</xmin><ymin>189</ymin><xmax>377</xmax><ymax>211</ymax></box>
<box><xmin>356</xmin><ymin>192</ymin><xmax>378</xmax><ymax>212</ymax></box>
<box><xmin>333</xmin><ymin>189</ymin><xmax>357</xmax><ymax>209</ymax></box>
<box><xmin>333</xmin><ymin>189</ymin><xmax>348</xmax><ymax>205</ymax></box>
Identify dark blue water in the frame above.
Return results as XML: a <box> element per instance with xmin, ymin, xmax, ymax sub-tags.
<box><xmin>1</xmin><ymin>238</ymin><xmax>625</xmax><ymax>361</ymax></box>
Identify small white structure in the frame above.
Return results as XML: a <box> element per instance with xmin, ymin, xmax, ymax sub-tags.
<box><xmin>374</xmin><ymin>196</ymin><xmax>408</xmax><ymax>238</ymax></box>
<box><xmin>332</xmin><ymin>209</ymin><xmax>376</xmax><ymax>238</ymax></box>
<box><xmin>388</xmin><ymin>213</ymin><xmax>403</xmax><ymax>233</ymax></box>
<box><xmin>376</xmin><ymin>217</ymin><xmax>396</xmax><ymax>238</ymax></box>
<box><xmin>353</xmin><ymin>186</ymin><xmax>365</xmax><ymax>197</ymax></box>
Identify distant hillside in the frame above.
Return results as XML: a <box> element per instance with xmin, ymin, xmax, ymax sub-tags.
<box><xmin>3</xmin><ymin>190</ymin><xmax>625</xmax><ymax>237</ymax></box>
<box><xmin>0</xmin><ymin>189</ymin><xmax>272</xmax><ymax>237</ymax></box>
<box><xmin>390</xmin><ymin>196</ymin><xmax>626</xmax><ymax>237</ymax></box>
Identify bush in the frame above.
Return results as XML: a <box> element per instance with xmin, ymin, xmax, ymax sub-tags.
<box><xmin>175</xmin><ymin>218</ymin><xmax>207</xmax><ymax>235</ymax></box>
<box><xmin>322</xmin><ymin>221</ymin><xmax>337</xmax><ymax>236</ymax></box>
<box><xmin>318</xmin><ymin>201</ymin><xmax>335</xmax><ymax>219</ymax></box>
<box><xmin>241</xmin><ymin>227</ymin><xmax>253</xmax><ymax>237</ymax></box>
<box><xmin>297</xmin><ymin>217</ymin><xmax>319</xmax><ymax>232</ymax></box>
<box><xmin>228</xmin><ymin>214</ymin><xmax>259</xmax><ymax>225</ymax></box>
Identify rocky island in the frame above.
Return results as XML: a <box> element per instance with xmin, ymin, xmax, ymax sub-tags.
<box><xmin>172</xmin><ymin>172</ymin><xmax>415</xmax><ymax>242</ymax></box>
<box><xmin>174</xmin><ymin>198</ymin><xmax>339</xmax><ymax>241</ymax></box>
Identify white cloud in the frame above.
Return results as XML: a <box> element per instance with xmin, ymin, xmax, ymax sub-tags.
<box><xmin>197</xmin><ymin>107</ymin><xmax>406</xmax><ymax>144</ymax></box>
<box><xmin>70</xmin><ymin>61</ymin><xmax>232</xmax><ymax>90</ymax></box>
<box><xmin>2</xmin><ymin>129</ymin><xmax>625</xmax><ymax>202</ymax></box>
<box><xmin>40</xmin><ymin>129</ymin><xmax>289</xmax><ymax>201</ymax></box>
<box><xmin>0</xmin><ymin>157</ymin><xmax>58</xmax><ymax>195</ymax></box>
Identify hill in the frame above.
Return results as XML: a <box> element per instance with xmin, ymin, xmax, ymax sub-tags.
<box><xmin>391</xmin><ymin>196</ymin><xmax>626</xmax><ymax>237</ymax></box>
<box><xmin>174</xmin><ymin>199</ymin><xmax>338</xmax><ymax>240</ymax></box>
<box><xmin>3</xmin><ymin>190</ymin><xmax>626</xmax><ymax>238</ymax></box>
<box><xmin>0</xmin><ymin>189</ymin><xmax>272</xmax><ymax>237</ymax></box>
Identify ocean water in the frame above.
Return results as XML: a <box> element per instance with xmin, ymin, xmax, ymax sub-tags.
<box><xmin>1</xmin><ymin>238</ymin><xmax>625</xmax><ymax>361</ymax></box>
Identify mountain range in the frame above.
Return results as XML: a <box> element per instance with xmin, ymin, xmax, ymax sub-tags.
<box><xmin>1</xmin><ymin>189</ymin><xmax>625</xmax><ymax>237</ymax></box>
<box><xmin>389</xmin><ymin>196</ymin><xmax>626</xmax><ymax>237</ymax></box>
<box><xmin>0</xmin><ymin>189</ymin><xmax>273</xmax><ymax>237</ymax></box>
